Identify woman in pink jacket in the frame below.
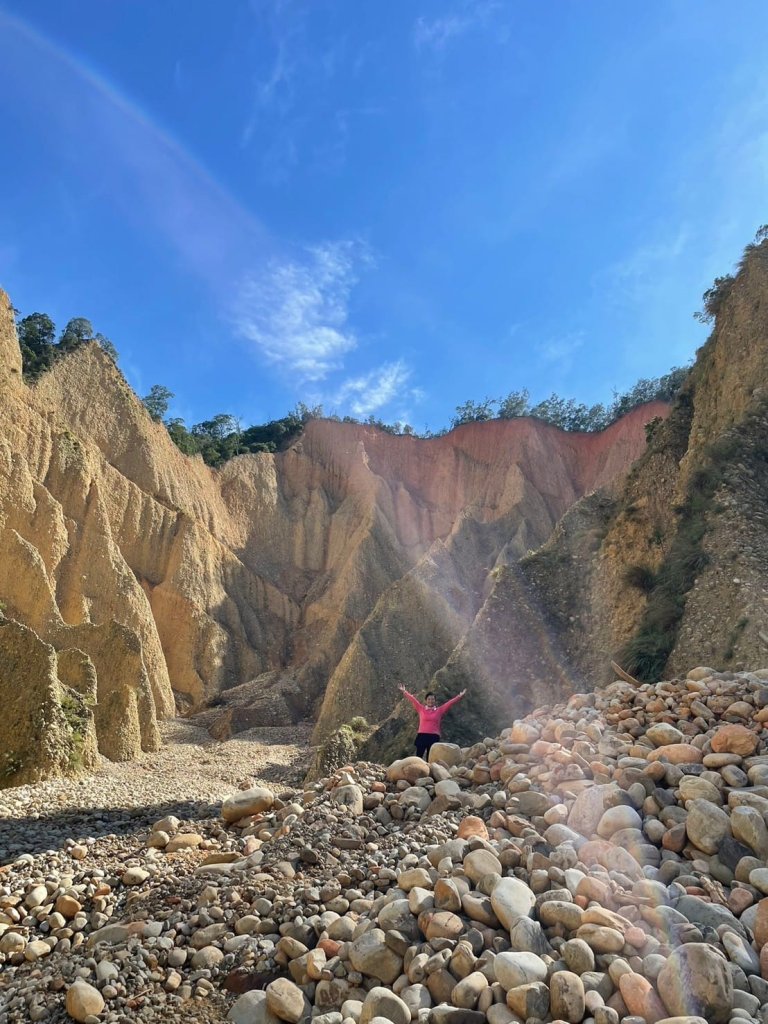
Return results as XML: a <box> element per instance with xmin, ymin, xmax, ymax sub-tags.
<box><xmin>398</xmin><ymin>684</ymin><xmax>466</xmax><ymax>759</ymax></box>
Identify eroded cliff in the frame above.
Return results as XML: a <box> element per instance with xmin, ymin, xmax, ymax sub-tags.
<box><xmin>0</xmin><ymin>285</ymin><xmax>663</xmax><ymax>780</ymax></box>
<box><xmin>523</xmin><ymin>241</ymin><xmax>768</xmax><ymax>688</ymax></box>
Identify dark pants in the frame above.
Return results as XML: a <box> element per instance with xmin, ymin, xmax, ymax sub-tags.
<box><xmin>415</xmin><ymin>732</ymin><xmax>440</xmax><ymax>759</ymax></box>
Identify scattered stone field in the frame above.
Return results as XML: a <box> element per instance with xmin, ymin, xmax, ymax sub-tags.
<box><xmin>4</xmin><ymin>669</ymin><xmax>768</xmax><ymax>1024</ymax></box>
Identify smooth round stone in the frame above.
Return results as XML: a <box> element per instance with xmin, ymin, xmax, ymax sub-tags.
<box><xmin>703</xmin><ymin>752</ymin><xmax>742</xmax><ymax>768</ymax></box>
<box><xmin>749</xmin><ymin>868</ymin><xmax>768</xmax><ymax>895</ymax></box>
<box><xmin>657</xmin><ymin>943</ymin><xmax>733</xmax><ymax>1022</ymax></box>
<box><xmin>24</xmin><ymin>941</ymin><xmax>53</xmax><ymax>961</ymax></box>
<box><xmin>450</xmin><ymin>971</ymin><xmax>489</xmax><ymax>1010</ymax></box>
<box><xmin>722</xmin><ymin>931</ymin><xmax>760</xmax><ymax>974</ymax></box>
<box><xmin>647</xmin><ymin>743</ymin><xmax>703</xmax><ymax>764</ymax></box>
<box><xmin>678</xmin><ymin>776</ymin><xmax>722</xmax><ymax>805</ymax></box>
<box><xmin>539</xmin><ymin>900</ymin><xmax>584</xmax><ymax>930</ymax></box>
<box><xmin>597</xmin><ymin>805</ymin><xmax>643</xmax><ymax>837</ymax></box>
<box><xmin>646</xmin><ymin>723</ymin><xmax>684</xmax><ymax>747</ymax></box>
<box><xmin>360</xmin><ymin>988</ymin><xmax>410</xmax><ymax>1024</ymax></box>
<box><xmin>508</xmin><ymin>917</ymin><xmax>551</xmax><ymax>955</ymax></box>
<box><xmin>429</xmin><ymin>743</ymin><xmax>462</xmax><ymax>767</ymax></box>
<box><xmin>493</xmin><ymin>951</ymin><xmax>547</xmax><ymax>990</ymax></box>
<box><xmin>562</xmin><ymin>938</ymin><xmax>595</xmax><ymax>974</ymax></box>
<box><xmin>191</xmin><ymin>945</ymin><xmax>224</xmax><ymax>969</ymax></box>
<box><xmin>575</xmin><ymin>925</ymin><xmax>624</xmax><ymax>954</ymax></box>
<box><xmin>685</xmin><ymin>799</ymin><xmax>732</xmax><ymax>854</ymax></box>
<box><xmin>711</xmin><ymin>724</ymin><xmax>758</xmax><ymax>757</ymax></box>
<box><xmin>266</xmin><ymin>979</ymin><xmax>309</xmax><ymax>1024</ymax></box>
<box><xmin>732</xmin><ymin>806</ymin><xmax>768</xmax><ymax>859</ymax></box>
<box><xmin>544</xmin><ymin>823</ymin><xmax>585</xmax><ymax>847</ymax></box>
<box><xmin>505</xmin><ymin>981</ymin><xmax>550</xmax><ymax>1019</ymax></box>
<box><xmin>222</xmin><ymin>786</ymin><xmax>275</xmax><ymax>821</ymax></box>
<box><xmin>25</xmin><ymin>884</ymin><xmax>49</xmax><ymax>909</ymax></box>
<box><xmin>736</xmin><ymin>856</ymin><xmax>763</xmax><ymax>883</ymax></box>
<box><xmin>463</xmin><ymin>849</ymin><xmax>502</xmax><ymax>883</ymax></box>
<box><xmin>0</xmin><ymin>932</ymin><xmax>27</xmax><ymax>954</ymax></box>
<box><xmin>618</xmin><ymin>972</ymin><xmax>668</xmax><ymax>1023</ymax></box>
<box><xmin>121</xmin><ymin>866</ymin><xmax>149</xmax><ymax>886</ymax></box>
<box><xmin>550</xmin><ymin>970</ymin><xmax>585</xmax><ymax>1023</ymax></box>
<box><xmin>65</xmin><ymin>982</ymin><xmax>105</xmax><ymax>1023</ymax></box>
<box><xmin>643</xmin><ymin>819</ymin><xmax>666</xmax><ymax>844</ymax></box>
<box><xmin>642</xmin><ymin>953</ymin><xmax>667</xmax><ymax>981</ymax></box>
<box><xmin>491</xmin><ymin>877</ymin><xmax>535</xmax><ymax>928</ymax></box>
<box><xmin>721</xmin><ymin>765</ymin><xmax>749</xmax><ymax>787</ymax></box>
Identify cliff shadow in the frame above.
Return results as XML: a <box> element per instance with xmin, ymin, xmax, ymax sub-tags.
<box><xmin>0</xmin><ymin>798</ymin><xmax>221</xmax><ymax>862</ymax></box>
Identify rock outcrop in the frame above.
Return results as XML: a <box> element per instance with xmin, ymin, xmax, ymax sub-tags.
<box><xmin>0</xmin><ymin>285</ymin><xmax>662</xmax><ymax>768</ymax></box>
<box><xmin>0</xmin><ymin>618</ymin><xmax>98</xmax><ymax>786</ymax></box>
<box><xmin>524</xmin><ymin>240</ymin><xmax>768</xmax><ymax>687</ymax></box>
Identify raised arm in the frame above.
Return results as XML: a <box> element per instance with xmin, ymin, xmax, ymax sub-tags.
<box><xmin>438</xmin><ymin>689</ymin><xmax>466</xmax><ymax>712</ymax></box>
<box><xmin>398</xmin><ymin>683</ymin><xmax>423</xmax><ymax>711</ymax></box>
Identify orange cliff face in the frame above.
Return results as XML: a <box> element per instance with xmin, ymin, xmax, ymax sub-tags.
<box><xmin>0</xmin><ymin>286</ymin><xmax>667</xmax><ymax>769</ymax></box>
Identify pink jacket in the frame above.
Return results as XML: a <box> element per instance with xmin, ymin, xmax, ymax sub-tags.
<box><xmin>402</xmin><ymin>690</ymin><xmax>464</xmax><ymax>735</ymax></box>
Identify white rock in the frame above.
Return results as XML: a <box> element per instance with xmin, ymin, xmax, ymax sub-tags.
<box><xmin>491</xmin><ymin>877</ymin><xmax>535</xmax><ymax>928</ymax></box>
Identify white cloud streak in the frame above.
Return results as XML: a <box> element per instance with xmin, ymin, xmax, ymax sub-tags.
<box><xmin>332</xmin><ymin>360</ymin><xmax>415</xmax><ymax>417</ymax></box>
<box><xmin>413</xmin><ymin>2</ymin><xmax>502</xmax><ymax>51</ymax></box>
<box><xmin>601</xmin><ymin>228</ymin><xmax>690</xmax><ymax>305</ymax></box>
<box><xmin>536</xmin><ymin>331</ymin><xmax>584</xmax><ymax>367</ymax></box>
<box><xmin>234</xmin><ymin>241</ymin><xmax>368</xmax><ymax>382</ymax></box>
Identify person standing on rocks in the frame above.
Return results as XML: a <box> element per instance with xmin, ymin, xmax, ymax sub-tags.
<box><xmin>398</xmin><ymin>684</ymin><xmax>466</xmax><ymax>759</ymax></box>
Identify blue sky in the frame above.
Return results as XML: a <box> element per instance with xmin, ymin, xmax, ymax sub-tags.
<box><xmin>1</xmin><ymin>2</ymin><xmax>767</xmax><ymax>432</ymax></box>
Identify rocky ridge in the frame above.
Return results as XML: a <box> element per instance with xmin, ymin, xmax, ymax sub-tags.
<box><xmin>4</xmin><ymin>666</ymin><xmax>768</xmax><ymax>1023</ymax></box>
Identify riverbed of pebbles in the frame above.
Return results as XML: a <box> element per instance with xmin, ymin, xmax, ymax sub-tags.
<box><xmin>0</xmin><ymin>720</ymin><xmax>313</xmax><ymax>864</ymax></box>
<box><xmin>4</xmin><ymin>666</ymin><xmax>768</xmax><ymax>1024</ymax></box>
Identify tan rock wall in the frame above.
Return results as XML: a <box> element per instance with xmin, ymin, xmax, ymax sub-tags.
<box><xmin>0</xmin><ymin>285</ymin><xmax>660</xmax><ymax>768</ymax></box>
<box><xmin>0</xmin><ymin>619</ymin><xmax>98</xmax><ymax>787</ymax></box>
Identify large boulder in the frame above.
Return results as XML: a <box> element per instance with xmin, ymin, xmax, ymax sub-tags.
<box><xmin>387</xmin><ymin>756</ymin><xmax>431</xmax><ymax>783</ymax></box>
<box><xmin>429</xmin><ymin>742</ymin><xmax>462</xmax><ymax>766</ymax></box>
<box><xmin>222</xmin><ymin>787</ymin><xmax>275</xmax><ymax>822</ymax></box>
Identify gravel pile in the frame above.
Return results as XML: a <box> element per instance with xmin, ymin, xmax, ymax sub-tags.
<box><xmin>4</xmin><ymin>667</ymin><xmax>768</xmax><ymax>1024</ymax></box>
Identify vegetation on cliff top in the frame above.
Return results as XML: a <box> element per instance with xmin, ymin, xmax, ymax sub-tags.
<box><xmin>16</xmin><ymin>312</ymin><xmax>117</xmax><ymax>380</ymax></box>
<box><xmin>15</xmin><ymin>304</ymin><xmax>689</xmax><ymax>466</ymax></box>
<box><xmin>14</xmin><ymin>226</ymin><xmax>768</xmax><ymax>469</ymax></box>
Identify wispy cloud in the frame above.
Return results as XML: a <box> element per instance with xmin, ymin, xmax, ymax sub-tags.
<box><xmin>241</xmin><ymin>39</ymin><xmax>296</xmax><ymax>147</ymax></box>
<box><xmin>601</xmin><ymin>227</ymin><xmax>690</xmax><ymax>305</ymax></box>
<box><xmin>413</xmin><ymin>2</ymin><xmax>502</xmax><ymax>52</ymax></box>
<box><xmin>331</xmin><ymin>360</ymin><xmax>418</xmax><ymax>417</ymax></box>
<box><xmin>536</xmin><ymin>331</ymin><xmax>584</xmax><ymax>369</ymax></box>
<box><xmin>233</xmin><ymin>241</ymin><xmax>370</xmax><ymax>382</ymax></box>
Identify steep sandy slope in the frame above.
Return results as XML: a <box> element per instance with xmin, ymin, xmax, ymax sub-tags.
<box><xmin>523</xmin><ymin>241</ymin><xmax>768</xmax><ymax>687</ymax></box>
<box><xmin>0</xmin><ymin>286</ymin><xmax>660</xmax><ymax>778</ymax></box>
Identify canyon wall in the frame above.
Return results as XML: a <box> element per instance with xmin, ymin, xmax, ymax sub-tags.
<box><xmin>0</xmin><ymin>285</ymin><xmax>664</xmax><ymax>781</ymax></box>
<box><xmin>523</xmin><ymin>242</ymin><xmax>768</xmax><ymax>690</ymax></box>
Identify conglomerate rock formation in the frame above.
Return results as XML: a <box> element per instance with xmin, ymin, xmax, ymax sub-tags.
<box><xmin>0</xmin><ymin>286</ymin><xmax>663</xmax><ymax>780</ymax></box>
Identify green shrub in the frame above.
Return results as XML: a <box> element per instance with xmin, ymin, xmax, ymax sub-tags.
<box><xmin>623</xmin><ymin>564</ymin><xmax>657</xmax><ymax>593</ymax></box>
<box><xmin>619</xmin><ymin>430</ymin><xmax>737</xmax><ymax>682</ymax></box>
